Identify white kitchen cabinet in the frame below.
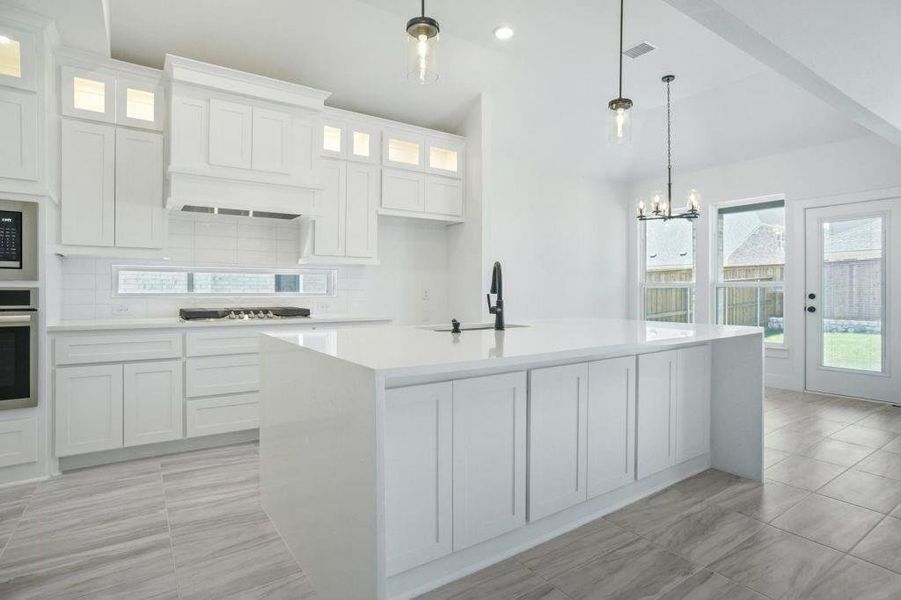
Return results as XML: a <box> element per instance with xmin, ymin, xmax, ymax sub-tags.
<box><xmin>186</xmin><ymin>393</ymin><xmax>259</xmax><ymax>437</ymax></box>
<box><xmin>60</xmin><ymin>118</ymin><xmax>116</xmax><ymax>247</ymax></box>
<box><xmin>587</xmin><ymin>356</ymin><xmax>636</xmax><ymax>498</ymax></box>
<box><xmin>123</xmin><ymin>360</ymin><xmax>183</xmax><ymax>447</ymax></box>
<box><xmin>185</xmin><ymin>353</ymin><xmax>260</xmax><ymax>397</ymax></box>
<box><xmin>60</xmin><ymin>65</ymin><xmax>117</xmax><ymax>123</ymax></box>
<box><xmin>636</xmin><ymin>346</ymin><xmax>711</xmax><ymax>480</ymax></box>
<box><xmin>117</xmin><ymin>75</ymin><xmax>164</xmax><ymax>130</ymax></box>
<box><xmin>452</xmin><ymin>371</ymin><xmax>527</xmax><ymax>551</ymax></box>
<box><xmin>322</xmin><ymin>118</ymin><xmax>379</xmax><ymax>164</ymax></box>
<box><xmin>426</xmin><ymin>139</ymin><xmax>464</xmax><ymax>178</ymax></box>
<box><xmin>208</xmin><ymin>98</ymin><xmax>252</xmax><ymax>169</ymax></box>
<box><xmin>115</xmin><ymin>128</ymin><xmax>165</xmax><ymax>248</ymax></box>
<box><xmin>313</xmin><ymin>158</ymin><xmax>346</xmax><ymax>256</ymax></box>
<box><xmin>55</xmin><ymin>364</ymin><xmax>123</xmax><ymax>456</ymax></box>
<box><xmin>528</xmin><ymin>363</ymin><xmax>588</xmax><ymax>522</ymax></box>
<box><xmin>344</xmin><ymin>162</ymin><xmax>379</xmax><ymax>258</ymax></box>
<box><xmin>424</xmin><ymin>175</ymin><xmax>463</xmax><ymax>217</ymax></box>
<box><xmin>186</xmin><ymin>330</ymin><xmax>261</xmax><ymax>357</ymax></box>
<box><xmin>252</xmin><ymin>107</ymin><xmax>292</xmax><ymax>173</ymax></box>
<box><xmin>0</xmin><ymin>88</ymin><xmax>37</xmax><ymax>181</ymax></box>
<box><xmin>385</xmin><ymin>382</ymin><xmax>452</xmax><ymax>575</ymax></box>
<box><xmin>382</xmin><ymin>129</ymin><xmax>424</xmax><ymax>171</ymax></box>
<box><xmin>170</xmin><ymin>95</ymin><xmax>209</xmax><ymax>168</ymax></box>
<box><xmin>381</xmin><ymin>167</ymin><xmax>424</xmax><ymax>213</ymax></box>
<box><xmin>54</xmin><ymin>332</ymin><xmax>183</xmax><ymax>365</ymax></box>
<box><xmin>675</xmin><ymin>345</ymin><xmax>711</xmax><ymax>463</ymax></box>
<box><xmin>0</xmin><ymin>417</ymin><xmax>37</xmax><ymax>468</ymax></box>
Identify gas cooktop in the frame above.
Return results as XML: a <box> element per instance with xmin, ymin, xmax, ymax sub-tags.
<box><xmin>179</xmin><ymin>307</ymin><xmax>311</xmax><ymax>321</ymax></box>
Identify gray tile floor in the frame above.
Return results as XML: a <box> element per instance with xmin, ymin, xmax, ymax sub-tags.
<box><xmin>2</xmin><ymin>388</ymin><xmax>901</xmax><ymax>599</ymax></box>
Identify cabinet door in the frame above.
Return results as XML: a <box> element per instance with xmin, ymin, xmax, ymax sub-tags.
<box><xmin>170</xmin><ymin>95</ymin><xmax>209</xmax><ymax>168</ymax></box>
<box><xmin>0</xmin><ymin>88</ymin><xmax>37</xmax><ymax>181</ymax></box>
<box><xmin>345</xmin><ymin>162</ymin><xmax>379</xmax><ymax>259</ymax></box>
<box><xmin>124</xmin><ymin>360</ymin><xmax>183</xmax><ymax>447</ymax></box>
<box><xmin>185</xmin><ymin>354</ymin><xmax>260</xmax><ymax>398</ymax></box>
<box><xmin>115</xmin><ymin>128</ymin><xmax>166</xmax><ymax>248</ymax></box>
<box><xmin>381</xmin><ymin>168</ymin><xmax>424</xmax><ymax>213</ymax></box>
<box><xmin>426</xmin><ymin>139</ymin><xmax>464</xmax><ymax>178</ymax></box>
<box><xmin>60</xmin><ymin>65</ymin><xmax>116</xmax><ymax>123</ymax></box>
<box><xmin>385</xmin><ymin>383</ymin><xmax>452</xmax><ymax>575</ymax></box>
<box><xmin>382</xmin><ymin>129</ymin><xmax>424</xmax><ymax>171</ymax></box>
<box><xmin>424</xmin><ymin>175</ymin><xmax>463</xmax><ymax>217</ymax></box>
<box><xmin>60</xmin><ymin>119</ymin><xmax>115</xmax><ymax>247</ymax></box>
<box><xmin>587</xmin><ymin>356</ymin><xmax>636</xmax><ymax>498</ymax></box>
<box><xmin>321</xmin><ymin>121</ymin><xmax>345</xmax><ymax>158</ymax></box>
<box><xmin>55</xmin><ymin>364</ymin><xmax>123</xmax><ymax>457</ymax></box>
<box><xmin>636</xmin><ymin>350</ymin><xmax>676</xmax><ymax>480</ymax></box>
<box><xmin>528</xmin><ymin>363</ymin><xmax>588</xmax><ymax>522</ymax></box>
<box><xmin>0</xmin><ymin>26</ymin><xmax>36</xmax><ymax>91</ymax></box>
<box><xmin>314</xmin><ymin>158</ymin><xmax>346</xmax><ymax>256</ymax></box>
<box><xmin>208</xmin><ymin>98</ymin><xmax>252</xmax><ymax>169</ymax></box>
<box><xmin>675</xmin><ymin>345</ymin><xmax>711</xmax><ymax>463</ymax></box>
<box><xmin>117</xmin><ymin>76</ymin><xmax>164</xmax><ymax>131</ymax></box>
<box><xmin>347</xmin><ymin>121</ymin><xmax>379</xmax><ymax>164</ymax></box>
<box><xmin>452</xmin><ymin>372</ymin><xmax>527</xmax><ymax>551</ymax></box>
<box><xmin>252</xmin><ymin>107</ymin><xmax>292</xmax><ymax>173</ymax></box>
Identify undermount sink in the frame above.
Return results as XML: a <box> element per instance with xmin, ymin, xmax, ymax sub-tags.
<box><xmin>430</xmin><ymin>323</ymin><xmax>529</xmax><ymax>332</ymax></box>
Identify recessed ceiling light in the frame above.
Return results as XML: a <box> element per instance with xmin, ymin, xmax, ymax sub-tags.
<box><xmin>493</xmin><ymin>25</ymin><xmax>514</xmax><ymax>41</ymax></box>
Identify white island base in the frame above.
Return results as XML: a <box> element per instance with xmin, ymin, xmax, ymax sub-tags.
<box><xmin>259</xmin><ymin>319</ymin><xmax>763</xmax><ymax>600</ymax></box>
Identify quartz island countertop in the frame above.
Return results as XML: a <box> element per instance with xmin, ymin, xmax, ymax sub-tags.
<box><xmin>46</xmin><ymin>313</ymin><xmax>392</xmax><ymax>332</ymax></box>
<box><xmin>265</xmin><ymin>317</ymin><xmax>762</xmax><ymax>380</ymax></box>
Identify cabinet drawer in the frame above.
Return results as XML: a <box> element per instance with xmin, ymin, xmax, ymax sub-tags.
<box><xmin>186</xmin><ymin>330</ymin><xmax>261</xmax><ymax>357</ymax></box>
<box><xmin>185</xmin><ymin>354</ymin><xmax>259</xmax><ymax>397</ymax></box>
<box><xmin>186</xmin><ymin>393</ymin><xmax>259</xmax><ymax>437</ymax></box>
<box><xmin>55</xmin><ymin>333</ymin><xmax>183</xmax><ymax>365</ymax></box>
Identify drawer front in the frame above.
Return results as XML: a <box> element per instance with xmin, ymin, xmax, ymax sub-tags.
<box><xmin>55</xmin><ymin>333</ymin><xmax>183</xmax><ymax>365</ymax></box>
<box><xmin>186</xmin><ymin>330</ymin><xmax>261</xmax><ymax>357</ymax></box>
<box><xmin>185</xmin><ymin>354</ymin><xmax>260</xmax><ymax>397</ymax></box>
<box><xmin>186</xmin><ymin>393</ymin><xmax>259</xmax><ymax>437</ymax></box>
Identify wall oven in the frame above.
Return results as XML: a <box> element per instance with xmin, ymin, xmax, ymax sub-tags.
<box><xmin>0</xmin><ymin>289</ymin><xmax>37</xmax><ymax>409</ymax></box>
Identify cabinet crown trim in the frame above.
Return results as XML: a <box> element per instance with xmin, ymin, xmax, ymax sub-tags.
<box><xmin>165</xmin><ymin>54</ymin><xmax>331</xmax><ymax>109</ymax></box>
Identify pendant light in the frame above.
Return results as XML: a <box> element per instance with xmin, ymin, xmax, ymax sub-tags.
<box><xmin>608</xmin><ymin>0</ymin><xmax>633</xmax><ymax>144</ymax></box>
<box><xmin>637</xmin><ymin>75</ymin><xmax>700</xmax><ymax>221</ymax></box>
<box><xmin>406</xmin><ymin>0</ymin><xmax>440</xmax><ymax>84</ymax></box>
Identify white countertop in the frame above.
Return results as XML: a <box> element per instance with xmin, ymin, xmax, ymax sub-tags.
<box><xmin>47</xmin><ymin>314</ymin><xmax>392</xmax><ymax>332</ymax></box>
<box><xmin>265</xmin><ymin>318</ymin><xmax>762</xmax><ymax>378</ymax></box>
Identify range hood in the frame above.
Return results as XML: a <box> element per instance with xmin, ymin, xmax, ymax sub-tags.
<box><xmin>167</xmin><ymin>168</ymin><xmax>319</xmax><ymax>221</ymax></box>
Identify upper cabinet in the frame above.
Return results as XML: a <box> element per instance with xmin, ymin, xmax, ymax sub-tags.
<box><xmin>0</xmin><ymin>25</ymin><xmax>36</xmax><ymax>91</ymax></box>
<box><xmin>382</xmin><ymin>128</ymin><xmax>425</xmax><ymax>171</ymax></box>
<box><xmin>426</xmin><ymin>139</ymin><xmax>463</xmax><ymax>178</ymax></box>
<box><xmin>117</xmin><ymin>76</ymin><xmax>164</xmax><ymax>131</ymax></box>
<box><xmin>322</xmin><ymin>112</ymin><xmax>379</xmax><ymax>164</ymax></box>
<box><xmin>60</xmin><ymin>61</ymin><xmax>165</xmax><ymax>130</ymax></box>
<box><xmin>61</xmin><ymin>65</ymin><xmax>116</xmax><ymax>123</ymax></box>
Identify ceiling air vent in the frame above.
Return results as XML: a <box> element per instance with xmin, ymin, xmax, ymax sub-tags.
<box><xmin>623</xmin><ymin>41</ymin><xmax>656</xmax><ymax>59</ymax></box>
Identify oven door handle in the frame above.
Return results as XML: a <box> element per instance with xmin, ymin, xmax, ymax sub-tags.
<box><xmin>0</xmin><ymin>315</ymin><xmax>34</xmax><ymax>325</ymax></box>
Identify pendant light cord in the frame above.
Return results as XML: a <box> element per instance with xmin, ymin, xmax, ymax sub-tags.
<box><xmin>618</xmin><ymin>0</ymin><xmax>624</xmax><ymax>98</ymax></box>
<box><xmin>666</xmin><ymin>78</ymin><xmax>673</xmax><ymax>216</ymax></box>
<box><xmin>421</xmin><ymin>0</ymin><xmax>425</xmax><ymax>17</ymax></box>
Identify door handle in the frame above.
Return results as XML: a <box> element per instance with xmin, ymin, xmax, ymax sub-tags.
<box><xmin>806</xmin><ymin>306</ymin><xmax>816</xmax><ymax>313</ymax></box>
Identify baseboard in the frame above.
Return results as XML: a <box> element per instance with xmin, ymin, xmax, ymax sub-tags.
<box><xmin>58</xmin><ymin>429</ymin><xmax>259</xmax><ymax>471</ymax></box>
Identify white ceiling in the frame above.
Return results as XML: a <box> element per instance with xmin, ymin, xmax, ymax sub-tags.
<box><xmin>105</xmin><ymin>0</ymin><xmax>867</xmax><ymax>180</ymax></box>
<box><xmin>3</xmin><ymin>0</ymin><xmax>110</xmax><ymax>54</ymax></box>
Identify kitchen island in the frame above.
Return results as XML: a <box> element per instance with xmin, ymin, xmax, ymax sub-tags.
<box><xmin>259</xmin><ymin>319</ymin><xmax>763</xmax><ymax>600</ymax></box>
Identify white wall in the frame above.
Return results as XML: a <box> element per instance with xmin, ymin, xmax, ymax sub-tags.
<box><xmin>58</xmin><ymin>212</ymin><xmax>449</xmax><ymax>325</ymax></box>
<box><xmin>628</xmin><ymin>134</ymin><xmax>901</xmax><ymax>390</ymax></box>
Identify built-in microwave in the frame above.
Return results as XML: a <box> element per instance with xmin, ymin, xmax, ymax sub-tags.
<box><xmin>0</xmin><ymin>289</ymin><xmax>37</xmax><ymax>409</ymax></box>
<box><xmin>0</xmin><ymin>200</ymin><xmax>36</xmax><ymax>281</ymax></box>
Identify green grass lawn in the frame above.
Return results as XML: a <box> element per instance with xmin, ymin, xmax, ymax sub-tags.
<box><xmin>765</xmin><ymin>331</ymin><xmax>881</xmax><ymax>371</ymax></box>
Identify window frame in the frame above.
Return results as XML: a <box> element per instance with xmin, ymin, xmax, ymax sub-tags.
<box><xmin>639</xmin><ymin>217</ymin><xmax>697</xmax><ymax>324</ymax></box>
<box><xmin>711</xmin><ymin>196</ymin><xmax>786</xmax><ymax>348</ymax></box>
<box><xmin>111</xmin><ymin>265</ymin><xmax>338</xmax><ymax>298</ymax></box>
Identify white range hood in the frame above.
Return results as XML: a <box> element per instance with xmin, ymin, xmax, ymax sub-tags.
<box><xmin>164</xmin><ymin>55</ymin><xmax>330</xmax><ymax>221</ymax></box>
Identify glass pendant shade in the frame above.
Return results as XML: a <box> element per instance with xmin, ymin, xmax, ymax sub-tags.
<box><xmin>607</xmin><ymin>98</ymin><xmax>633</xmax><ymax>144</ymax></box>
<box><xmin>406</xmin><ymin>17</ymin><xmax>439</xmax><ymax>84</ymax></box>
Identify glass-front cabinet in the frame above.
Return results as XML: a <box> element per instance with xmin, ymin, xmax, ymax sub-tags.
<box><xmin>382</xmin><ymin>128</ymin><xmax>425</xmax><ymax>171</ymax></box>
<box><xmin>321</xmin><ymin>117</ymin><xmax>379</xmax><ymax>164</ymax></box>
<box><xmin>60</xmin><ymin>63</ymin><xmax>164</xmax><ymax>130</ymax></box>
<box><xmin>426</xmin><ymin>139</ymin><xmax>464</xmax><ymax>179</ymax></box>
<box><xmin>0</xmin><ymin>25</ymin><xmax>36</xmax><ymax>91</ymax></box>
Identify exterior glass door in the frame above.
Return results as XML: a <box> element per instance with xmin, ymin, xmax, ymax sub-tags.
<box><xmin>805</xmin><ymin>199</ymin><xmax>901</xmax><ymax>401</ymax></box>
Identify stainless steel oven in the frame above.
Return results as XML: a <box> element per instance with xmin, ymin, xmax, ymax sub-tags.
<box><xmin>0</xmin><ymin>289</ymin><xmax>37</xmax><ymax>409</ymax></box>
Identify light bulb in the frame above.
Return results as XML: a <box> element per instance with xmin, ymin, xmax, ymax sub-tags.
<box><xmin>615</xmin><ymin>109</ymin><xmax>625</xmax><ymax>139</ymax></box>
<box><xmin>607</xmin><ymin>98</ymin><xmax>633</xmax><ymax>144</ymax></box>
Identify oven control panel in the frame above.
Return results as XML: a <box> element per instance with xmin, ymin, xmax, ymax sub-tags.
<box><xmin>0</xmin><ymin>211</ymin><xmax>22</xmax><ymax>270</ymax></box>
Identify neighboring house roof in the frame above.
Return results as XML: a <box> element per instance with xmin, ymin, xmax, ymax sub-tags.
<box><xmin>726</xmin><ymin>224</ymin><xmax>785</xmax><ymax>267</ymax></box>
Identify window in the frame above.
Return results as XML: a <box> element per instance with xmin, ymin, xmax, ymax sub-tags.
<box><xmin>0</xmin><ymin>34</ymin><xmax>21</xmax><ymax>78</ymax></box>
<box><xmin>714</xmin><ymin>199</ymin><xmax>785</xmax><ymax>344</ymax></box>
<box><xmin>73</xmin><ymin>77</ymin><xmax>106</xmax><ymax>113</ymax></box>
<box><xmin>126</xmin><ymin>88</ymin><xmax>155</xmax><ymax>122</ymax></box>
<box><xmin>114</xmin><ymin>266</ymin><xmax>337</xmax><ymax>296</ymax></box>
<box><xmin>641</xmin><ymin>219</ymin><xmax>695</xmax><ymax>323</ymax></box>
